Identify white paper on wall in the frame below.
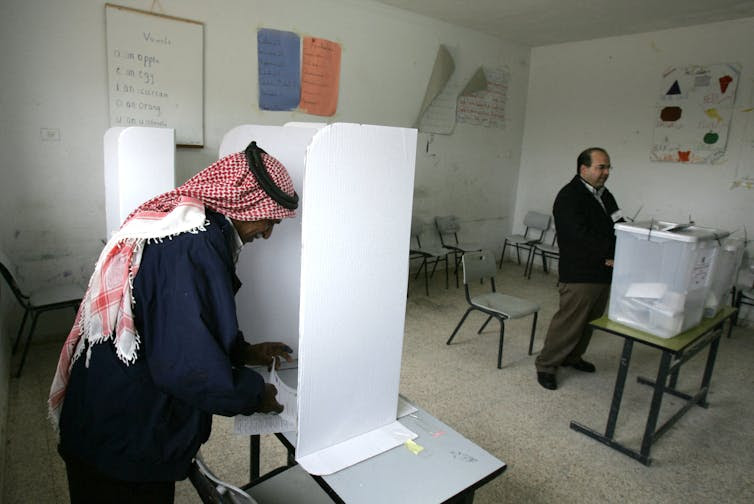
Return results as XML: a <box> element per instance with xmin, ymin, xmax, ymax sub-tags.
<box><xmin>296</xmin><ymin>123</ymin><xmax>418</xmax><ymax>475</ymax></box>
<box><xmin>651</xmin><ymin>63</ymin><xmax>740</xmax><ymax>164</ymax></box>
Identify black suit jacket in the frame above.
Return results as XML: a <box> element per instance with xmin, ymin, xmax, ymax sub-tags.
<box><xmin>553</xmin><ymin>175</ymin><xmax>622</xmax><ymax>283</ymax></box>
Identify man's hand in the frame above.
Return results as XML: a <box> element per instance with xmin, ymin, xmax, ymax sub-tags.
<box><xmin>257</xmin><ymin>383</ymin><xmax>284</xmax><ymax>414</ymax></box>
<box><xmin>244</xmin><ymin>342</ymin><xmax>294</xmax><ymax>369</ymax></box>
<box><xmin>605</xmin><ymin>259</ymin><xmax>614</xmax><ymax>267</ymax></box>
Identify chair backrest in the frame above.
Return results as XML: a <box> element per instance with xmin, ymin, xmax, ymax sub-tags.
<box><xmin>410</xmin><ymin>217</ymin><xmax>426</xmax><ymax>248</ymax></box>
<box><xmin>462</xmin><ymin>250</ymin><xmax>497</xmax><ymax>285</ymax></box>
<box><xmin>0</xmin><ymin>249</ymin><xmax>29</xmax><ymax>306</ymax></box>
<box><xmin>522</xmin><ymin>211</ymin><xmax>551</xmax><ymax>240</ymax></box>
<box><xmin>435</xmin><ymin>215</ymin><xmax>460</xmax><ymax>245</ymax></box>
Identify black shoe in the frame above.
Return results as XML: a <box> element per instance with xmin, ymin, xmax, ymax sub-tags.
<box><xmin>537</xmin><ymin>372</ymin><xmax>557</xmax><ymax>390</ymax></box>
<box><xmin>567</xmin><ymin>359</ymin><xmax>596</xmax><ymax>373</ymax></box>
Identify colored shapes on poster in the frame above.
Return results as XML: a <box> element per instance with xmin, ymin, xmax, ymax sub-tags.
<box><xmin>257</xmin><ymin>29</ymin><xmax>301</xmax><ymax>111</ymax></box>
<box><xmin>660</xmin><ymin>106</ymin><xmax>682</xmax><ymax>122</ymax></box>
<box><xmin>667</xmin><ymin>80</ymin><xmax>681</xmax><ymax>95</ymax></box>
<box><xmin>678</xmin><ymin>150</ymin><xmax>691</xmax><ymax>162</ymax></box>
<box><xmin>705</xmin><ymin>108</ymin><xmax>723</xmax><ymax>122</ymax></box>
<box><xmin>300</xmin><ymin>37</ymin><xmax>341</xmax><ymax>116</ymax></box>
<box><xmin>703</xmin><ymin>132</ymin><xmax>719</xmax><ymax>144</ymax></box>
<box><xmin>719</xmin><ymin>75</ymin><xmax>733</xmax><ymax>94</ymax></box>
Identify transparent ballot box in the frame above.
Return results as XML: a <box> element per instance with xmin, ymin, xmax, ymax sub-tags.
<box><xmin>705</xmin><ymin>237</ymin><xmax>745</xmax><ymax>317</ymax></box>
<box><xmin>608</xmin><ymin>221</ymin><xmax>729</xmax><ymax>338</ymax></box>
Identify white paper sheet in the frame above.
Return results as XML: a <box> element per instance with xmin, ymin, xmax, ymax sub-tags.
<box><xmin>625</xmin><ymin>282</ymin><xmax>668</xmax><ymax>299</ymax></box>
<box><xmin>296</xmin><ymin>421</ymin><xmax>417</xmax><ymax>476</ymax></box>
<box><xmin>234</xmin><ymin>363</ymin><xmax>297</xmax><ymax>435</ymax></box>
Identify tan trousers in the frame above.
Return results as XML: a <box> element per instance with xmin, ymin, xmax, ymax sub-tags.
<box><xmin>535</xmin><ymin>282</ymin><xmax>610</xmax><ymax>374</ymax></box>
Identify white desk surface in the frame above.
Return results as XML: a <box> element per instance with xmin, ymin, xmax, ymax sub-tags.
<box><xmin>274</xmin><ymin>368</ymin><xmax>506</xmax><ymax>503</ymax></box>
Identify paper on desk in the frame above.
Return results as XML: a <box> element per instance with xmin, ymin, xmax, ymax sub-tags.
<box><xmin>234</xmin><ymin>364</ymin><xmax>297</xmax><ymax>435</ymax></box>
<box><xmin>296</xmin><ymin>420</ymin><xmax>417</xmax><ymax>476</ymax></box>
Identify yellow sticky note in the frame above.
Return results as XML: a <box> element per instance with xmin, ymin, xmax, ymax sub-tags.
<box><xmin>405</xmin><ymin>439</ymin><xmax>424</xmax><ymax>455</ymax></box>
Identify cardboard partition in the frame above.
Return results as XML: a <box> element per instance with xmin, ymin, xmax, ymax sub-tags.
<box><xmin>296</xmin><ymin>124</ymin><xmax>418</xmax><ymax>475</ymax></box>
<box><xmin>220</xmin><ymin>124</ymin><xmax>320</xmax><ymax>352</ymax></box>
<box><xmin>103</xmin><ymin>127</ymin><xmax>175</xmax><ymax>238</ymax></box>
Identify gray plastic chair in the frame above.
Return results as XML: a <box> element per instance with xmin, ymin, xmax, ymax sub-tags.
<box><xmin>409</xmin><ymin>218</ymin><xmax>449</xmax><ymax>295</ymax></box>
<box><xmin>435</xmin><ymin>215</ymin><xmax>483</xmax><ymax>287</ymax></box>
<box><xmin>447</xmin><ymin>250</ymin><xmax>540</xmax><ymax>368</ymax></box>
<box><xmin>499</xmin><ymin>211</ymin><xmax>551</xmax><ymax>271</ymax></box>
<box><xmin>0</xmin><ymin>249</ymin><xmax>84</xmax><ymax>377</ymax></box>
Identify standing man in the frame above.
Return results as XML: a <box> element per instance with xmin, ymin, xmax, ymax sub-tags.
<box><xmin>49</xmin><ymin>142</ymin><xmax>297</xmax><ymax>502</ymax></box>
<box><xmin>535</xmin><ymin>147</ymin><xmax>623</xmax><ymax>390</ymax></box>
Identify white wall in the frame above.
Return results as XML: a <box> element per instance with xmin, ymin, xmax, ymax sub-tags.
<box><xmin>0</xmin><ymin>0</ymin><xmax>530</xmax><ymax>292</ymax></box>
<box><xmin>515</xmin><ymin>17</ymin><xmax>754</xmax><ymax>248</ymax></box>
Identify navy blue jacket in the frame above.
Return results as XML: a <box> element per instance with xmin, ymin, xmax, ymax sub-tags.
<box><xmin>554</xmin><ymin>175</ymin><xmax>622</xmax><ymax>284</ymax></box>
<box><xmin>58</xmin><ymin>210</ymin><xmax>265</xmax><ymax>481</ymax></box>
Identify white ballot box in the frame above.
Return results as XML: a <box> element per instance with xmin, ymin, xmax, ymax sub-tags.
<box><xmin>608</xmin><ymin>221</ymin><xmax>729</xmax><ymax>338</ymax></box>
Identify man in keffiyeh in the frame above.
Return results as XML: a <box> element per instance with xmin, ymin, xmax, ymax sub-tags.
<box><xmin>50</xmin><ymin>142</ymin><xmax>298</xmax><ymax>503</ymax></box>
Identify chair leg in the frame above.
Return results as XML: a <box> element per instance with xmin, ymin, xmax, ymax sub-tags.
<box><xmin>16</xmin><ymin>311</ymin><xmax>40</xmax><ymax>378</ymax></box>
<box><xmin>528</xmin><ymin>312</ymin><xmax>538</xmax><ymax>355</ymax></box>
<box><xmin>453</xmin><ymin>252</ymin><xmax>461</xmax><ymax>288</ymax></box>
<box><xmin>423</xmin><ymin>259</ymin><xmax>430</xmax><ymax>296</ymax></box>
<box><xmin>477</xmin><ymin>315</ymin><xmax>493</xmax><ymax>334</ymax></box>
<box><xmin>499</xmin><ymin>242</ymin><xmax>508</xmax><ymax>269</ymax></box>
<box><xmin>447</xmin><ymin>308</ymin><xmax>474</xmax><ymax>345</ymax></box>
<box><xmin>12</xmin><ymin>310</ymin><xmax>30</xmax><ymax>355</ymax></box>
<box><xmin>524</xmin><ymin>247</ymin><xmax>536</xmax><ymax>279</ymax></box>
<box><xmin>444</xmin><ymin>256</ymin><xmax>449</xmax><ymax>289</ymax></box>
<box><xmin>515</xmin><ymin>245</ymin><xmax>521</xmax><ymax>264</ymax></box>
<box><xmin>497</xmin><ymin>319</ymin><xmax>506</xmax><ymax>369</ymax></box>
<box><xmin>414</xmin><ymin>258</ymin><xmax>427</xmax><ymax>280</ymax></box>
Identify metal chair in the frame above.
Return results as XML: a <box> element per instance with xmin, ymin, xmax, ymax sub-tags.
<box><xmin>524</xmin><ymin>233</ymin><xmax>560</xmax><ymax>279</ymax></box>
<box><xmin>189</xmin><ymin>450</ymin><xmax>333</xmax><ymax>504</ymax></box>
<box><xmin>409</xmin><ymin>218</ymin><xmax>449</xmax><ymax>295</ymax></box>
<box><xmin>499</xmin><ymin>211</ymin><xmax>551</xmax><ymax>270</ymax></box>
<box><xmin>434</xmin><ymin>215</ymin><xmax>483</xmax><ymax>287</ymax></box>
<box><xmin>0</xmin><ymin>249</ymin><xmax>83</xmax><ymax>377</ymax></box>
<box><xmin>447</xmin><ymin>250</ymin><xmax>540</xmax><ymax>369</ymax></box>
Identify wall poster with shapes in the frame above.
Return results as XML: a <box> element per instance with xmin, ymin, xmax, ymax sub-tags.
<box><xmin>456</xmin><ymin>66</ymin><xmax>509</xmax><ymax>129</ymax></box>
<box><xmin>258</xmin><ymin>28</ymin><xmax>301</xmax><ymax>111</ymax></box>
<box><xmin>651</xmin><ymin>63</ymin><xmax>741</xmax><ymax>164</ymax></box>
<box><xmin>105</xmin><ymin>4</ymin><xmax>204</xmax><ymax>146</ymax></box>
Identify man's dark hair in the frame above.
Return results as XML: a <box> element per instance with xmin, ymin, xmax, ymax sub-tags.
<box><xmin>576</xmin><ymin>147</ymin><xmax>608</xmax><ymax>173</ymax></box>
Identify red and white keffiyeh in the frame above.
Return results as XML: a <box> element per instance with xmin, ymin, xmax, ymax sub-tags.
<box><xmin>49</xmin><ymin>150</ymin><xmax>296</xmax><ymax>423</ymax></box>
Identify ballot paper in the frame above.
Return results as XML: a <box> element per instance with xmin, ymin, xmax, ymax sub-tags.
<box><xmin>234</xmin><ymin>363</ymin><xmax>297</xmax><ymax>435</ymax></box>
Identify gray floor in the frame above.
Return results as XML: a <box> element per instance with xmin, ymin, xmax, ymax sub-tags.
<box><xmin>4</xmin><ymin>261</ymin><xmax>754</xmax><ymax>503</ymax></box>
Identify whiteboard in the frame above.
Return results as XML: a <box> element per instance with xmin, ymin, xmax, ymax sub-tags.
<box><xmin>105</xmin><ymin>4</ymin><xmax>204</xmax><ymax>146</ymax></box>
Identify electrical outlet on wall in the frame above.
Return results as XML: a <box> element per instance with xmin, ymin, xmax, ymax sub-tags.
<box><xmin>40</xmin><ymin>128</ymin><xmax>61</xmax><ymax>141</ymax></box>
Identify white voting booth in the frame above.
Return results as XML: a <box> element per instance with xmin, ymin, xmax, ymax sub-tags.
<box><xmin>224</xmin><ymin>123</ymin><xmax>418</xmax><ymax>475</ymax></box>
<box><xmin>103</xmin><ymin>122</ymin><xmax>418</xmax><ymax>476</ymax></box>
<box><xmin>103</xmin><ymin>127</ymin><xmax>175</xmax><ymax>238</ymax></box>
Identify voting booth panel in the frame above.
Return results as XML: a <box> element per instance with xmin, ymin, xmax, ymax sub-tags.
<box><xmin>219</xmin><ymin>124</ymin><xmax>320</xmax><ymax>354</ymax></box>
<box><xmin>296</xmin><ymin>124</ymin><xmax>417</xmax><ymax>475</ymax></box>
<box><xmin>227</xmin><ymin>123</ymin><xmax>418</xmax><ymax>476</ymax></box>
<box><xmin>608</xmin><ymin>221</ymin><xmax>729</xmax><ymax>338</ymax></box>
<box><xmin>103</xmin><ymin>127</ymin><xmax>175</xmax><ymax>238</ymax></box>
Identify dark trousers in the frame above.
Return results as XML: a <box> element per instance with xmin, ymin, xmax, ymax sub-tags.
<box><xmin>65</xmin><ymin>456</ymin><xmax>175</xmax><ymax>504</ymax></box>
<box><xmin>535</xmin><ymin>282</ymin><xmax>610</xmax><ymax>374</ymax></box>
